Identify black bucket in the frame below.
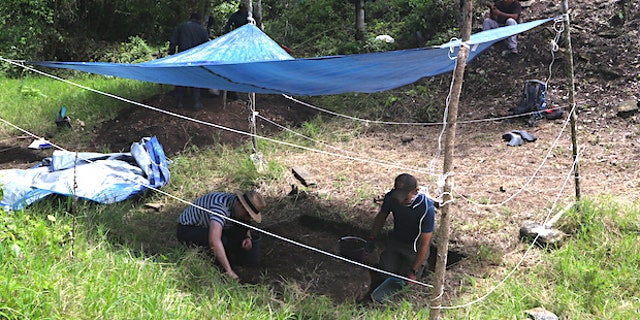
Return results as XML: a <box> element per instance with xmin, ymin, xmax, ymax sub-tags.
<box><xmin>338</xmin><ymin>236</ymin><xmax>367</xmax><ymax>262</ymax></box>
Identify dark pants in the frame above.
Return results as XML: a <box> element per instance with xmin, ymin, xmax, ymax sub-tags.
<box><xmin>174</xmin><ymin>86</ymin><xmax>202</xmax><ymax>106</ymax></box>
<box><xmin>369</xmin><ymin>238</ymin><xmax>425</xmax><ymax>290</ymax></box>
<box><xmin>176</xmin><ymin>224</ymin><xmax>260</xmax><ymax>267</ymax></box>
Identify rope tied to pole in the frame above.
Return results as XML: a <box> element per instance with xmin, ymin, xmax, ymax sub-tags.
<box><xmin>435</xmin><ymin>172</ymin><xmax>455</xmax><ymax>207</ymax></box>
<box><xmin>546</xmin><ymin>16</ymin><xmax>566</xmax><ymax>85</ymax></box>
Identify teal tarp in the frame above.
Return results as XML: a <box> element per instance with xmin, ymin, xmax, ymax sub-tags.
<box><xmin>31</xmin><ymin>18</ymin><xmax>554</xmax><ymax>96</ymax></box>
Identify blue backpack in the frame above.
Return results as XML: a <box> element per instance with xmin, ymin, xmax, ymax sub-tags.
<box><xmin>510</xmin><ymin>80</ymin><xmax>548</xmax><ymax>126</ymax></box>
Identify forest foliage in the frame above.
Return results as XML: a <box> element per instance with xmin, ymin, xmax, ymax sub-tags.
<box><xmin>0</xmin><ymin>0</ymin><xmax>459</xmax><ymax>76</ymax></box>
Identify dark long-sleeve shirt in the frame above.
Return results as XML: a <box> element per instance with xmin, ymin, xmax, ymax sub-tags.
<box><xmin>169</xmin><ymin>19</ymin><xmax>208</xmax><ymax>54</ymax></box>
<box><xmin>223</xmin><ymin>11</ymin><xmax>249</xmax><ymax>33</ymax></box>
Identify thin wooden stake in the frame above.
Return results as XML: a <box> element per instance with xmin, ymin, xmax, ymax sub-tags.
<box><xmin>70</xmin><ymin>151</ymin><xmax>79</xmax><ymax>259</ymax></box>
<box><xmin>249</xmin><ymin>92</ymin><xmax>258</xmax><ymax>153</ymax></box>
<box><xmin>561</xmin><ymin>0</ymin><xmax>582</xmax><ymax>205</ymax></box>
<box><xmin>222</xmin><ymin>90</ymin><xmax>227</xmax><ymax>109</ymax></box>
<box><xmin>429</xmin><ymin>1</ymin><xmax>473</xmax><ymax>319</ymax></box>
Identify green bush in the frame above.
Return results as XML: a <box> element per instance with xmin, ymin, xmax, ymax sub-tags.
<box><xmin>0</xmin><ymin>0</ymin><xmax>56</xmax><ymax>77</ymax></box>
<box><xmin>100</xmin><ymin>36</ymin><xmax>158</xmax><ymax>63</ymax></box>
<box><xmin>265</xmin><ymin>0</ymin><xmax>460</xmax><ymax>56</ymax></box>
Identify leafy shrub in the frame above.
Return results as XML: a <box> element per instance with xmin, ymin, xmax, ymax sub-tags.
<box><xmin>99</xmin><ymin>36</ymin><xmax>158</xmax><ymax>63</ymax></box>
<box><xmin>0</xmin><ymin>0</ymin><xmax>57</xmax><ymax>77</ymax></box>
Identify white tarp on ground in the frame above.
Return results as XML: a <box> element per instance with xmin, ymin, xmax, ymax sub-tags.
<box><xmin>0</xmin><ymin>136</ymin><xmax>170</xmax><ymax>211</ymax></box>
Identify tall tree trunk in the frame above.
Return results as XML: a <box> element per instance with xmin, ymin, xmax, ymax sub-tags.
<box><xmin>254</xmin><ymin>0</ymin><xmax>264</xmax><ymax>30</ymax></box>
<box><xmin>355</xmin><ymin>0</ymin><xmax>366</xmax><ymax>40</ymax></box>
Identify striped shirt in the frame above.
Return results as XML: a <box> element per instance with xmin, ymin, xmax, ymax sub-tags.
<box><xmin>177</xmin><ymin>192</ymin><xmax>237</xmax><ymax>228</ymax></box>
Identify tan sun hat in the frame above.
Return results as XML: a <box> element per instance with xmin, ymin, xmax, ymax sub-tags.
<box><xmin>235</xmin><ymin>190</ymin><xmax>266</xmax><ymax>223</ymax></box>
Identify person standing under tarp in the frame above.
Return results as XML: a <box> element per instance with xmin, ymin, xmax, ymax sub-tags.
<box><xmin>222</xmin><ymin>3</ymin><xmax>252</xmax><ymax>101</ymax></box>
<box><xmin>169</xmin><ymin>12</ymin><xmax>209</xmax><ymax>110</ymax></box>
<box><xmin>482</xmin><ymin>0</ymin><xmax>522</xmax><ymax>54</ymax></box>
<box><xmin>223</xmin><ymin>3</ymin><xmax>250</xmax><ymax>33</ymax></box>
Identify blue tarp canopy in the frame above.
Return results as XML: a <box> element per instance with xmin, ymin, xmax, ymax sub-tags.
<box><xmin>31</xmin><ymin>18</ymin><xmax>553</xmax><ymax>96</ymax></box>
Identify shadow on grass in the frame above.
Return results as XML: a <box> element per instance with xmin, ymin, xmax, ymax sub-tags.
<box><xmin>83</xmin><ymin>190</ymin><xmax>469</xmax><ymax>304</ymax></box>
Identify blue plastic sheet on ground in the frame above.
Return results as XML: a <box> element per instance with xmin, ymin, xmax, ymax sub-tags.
<box><xmin>0</xmin><ymin>136</ymin><xmax>170</xmax><ymax>211</ymax></box>
<box><xmin>371</xmin><ymin>277</ymin><xmax>406</xmax><ymax>303</ymax></box>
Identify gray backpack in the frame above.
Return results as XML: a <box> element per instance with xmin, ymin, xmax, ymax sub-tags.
<box><xmin>510</xmin><ymin>80</ymin><xmax>548</xmax><ymax>126</ymax></box>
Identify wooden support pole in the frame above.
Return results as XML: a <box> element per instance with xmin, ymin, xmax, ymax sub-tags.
<box><xmin>249</xmin><ymin>92</ymin><xmax>258</xmax><ymax>153</ymax></box>
<box><xmin>561</xmin><ymin>0</ymin><xmax>582</xmax><ymax>205</ymax></box>
<box><xmin>428</xmin><ymin>1</ymin><xmax>474</xmax><ymax>319</ymax></box>
<box><xmin>222</xmin><ymin>90</ymin><xmax>227</xmax><ymax>109</ymax></box>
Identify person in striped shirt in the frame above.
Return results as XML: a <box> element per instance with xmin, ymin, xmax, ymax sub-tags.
<box><xmin>177</xmin><ymin>190</ymin><xmax>266</xmax><ymax>280</ymax></box>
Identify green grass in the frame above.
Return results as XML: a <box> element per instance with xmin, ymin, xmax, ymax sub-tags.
<box><xmin>1</xmin><ymin>75</ymin><xmax>639</xmax><ymax>319</ymax></box>
<box><xmin>2</xmin><ymin>198</ymin><xmax>638</xmax><ymax>319</ymax></box>
<box><xmin>444</xmin><ymin>199</ymin><xmax>640</xmax><ymax>319</ymax></box>
<box><xmin>0</xmin><ymin>74</ymin><xmax>161</xmax><ymax>143</ymax></box>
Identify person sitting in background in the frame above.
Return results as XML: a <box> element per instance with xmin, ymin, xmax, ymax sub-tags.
<box><xmin>482</xmin><ymin>0</ymin><xmax>522</xmax><ymax>54</ymax></box>
<box><xmin>168</xmin><ymin>12</ymin><xmax>209</xmax><ymax>110</ymax></box>
<box><xmin>176</xmin><ymin>190</ymin><xmax>266</xmax><ymax>281</ymax></box>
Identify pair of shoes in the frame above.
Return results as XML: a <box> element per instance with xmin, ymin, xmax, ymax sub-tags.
<box><xmin>193</xmin><ymin>102</ymin><xmax>204</xmax><ymax>111</ymax></box>
<box><xmin>510</xmin><ymin>48</ymin><xmax>518</xmax><ymax>54</ymax></box>
<box><xmin>502</xmin><ymin>130</ymin><xmax>537</xmax><ymax>147</ymax></box>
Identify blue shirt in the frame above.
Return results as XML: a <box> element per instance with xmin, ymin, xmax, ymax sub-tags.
<box><xmin>381</xmin><ymin>192</ymin><xmax>435</xmax><ymax>244</ymax></box>
<box><xmin>177</xmin><ymin>192</ymin><xmax>236</xmax><ymax>228</ymax></box>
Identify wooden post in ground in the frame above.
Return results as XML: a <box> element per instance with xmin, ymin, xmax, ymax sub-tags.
<box><xmin>222</xmin><ymin>90</ymin><xmax>227</xmax><ymax>109</ymax></box>
<box><xmin>428</xmin><ymin>0</ymin><xmax>473</xmax><ymax>319</ymax></box>
<box><xmin>249</xmin><ymin>92</ymin><xmax>258</xmax><ymax>153</ymax></box>
<box><xmin>561</xmin><ymin>0</ymin><xmax>581</xmax><ymax>205</ymax></box>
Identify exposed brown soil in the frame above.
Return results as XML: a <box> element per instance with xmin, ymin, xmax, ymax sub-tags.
<box><xmin>89</xmin><ymin>92</ymin><xmax>319</xmax><ymax>155</ymax></box>
<box><xmin>1</xmin><ymin>0</ymin><xmax>638</xmax><ymax>307</ymax></box>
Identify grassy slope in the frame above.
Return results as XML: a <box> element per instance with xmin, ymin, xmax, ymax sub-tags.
<box><xmin>0</xmin><ymin>75</ymin><xmax>160</xmax><ymax>144</ymax></box>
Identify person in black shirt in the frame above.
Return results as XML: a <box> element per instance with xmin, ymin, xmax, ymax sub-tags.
<box><xmin>223</xmin><ymin>3</ymin><xmax>250</xmax><ymax>33</ymax></box>
<box><xmin>367</xmin><ymin>173</ymin><xmax>436</xmax><ymax>294</ymax></box>
<box><xmin>169</xmin><ymin>12</ymin><xmax>209</xmax><ymax>110</ymax></box>
<box><xmin>482</xmin><ymin>0</ymin><xmax>522</xmax><ymax>54</ymax></box>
